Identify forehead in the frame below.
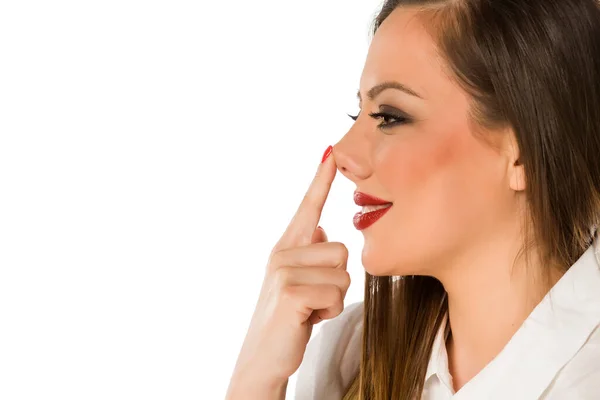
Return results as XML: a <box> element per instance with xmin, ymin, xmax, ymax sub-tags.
<box><xmin>360</xmin><ymin>7</ymin><xmax>445</xmax><ymax>101</ymax></box>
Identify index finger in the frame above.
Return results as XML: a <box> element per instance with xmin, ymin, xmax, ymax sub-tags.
<box><xmin>274</xmin><ymin>146</ymin><xmax>337</xmax><ymax>251</ymax></box>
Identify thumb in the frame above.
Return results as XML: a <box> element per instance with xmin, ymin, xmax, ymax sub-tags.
<box><xmin>311</xmin><ymin>225</ymin><xmax>328</xmax><ymax>244</ymax></box>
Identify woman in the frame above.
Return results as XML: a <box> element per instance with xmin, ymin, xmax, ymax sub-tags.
<box><xmin>226</xmin><ymin>0</ymin><xmax>600</xmax><ymax>399</ymax></box>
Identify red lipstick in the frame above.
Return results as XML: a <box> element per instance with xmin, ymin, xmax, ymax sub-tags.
<box><xmin>354</xmin><ymin>192</ymin><xmax>392</xmax><ymax>206</ymax></box>
<box><xmin>353</xmin><ymin>191</ymin><xmax>393</xmax><ymax>230</ymax></box>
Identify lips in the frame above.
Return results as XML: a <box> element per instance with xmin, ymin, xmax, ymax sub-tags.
<box><xmin>353</xmin><ymin>191</ymin><xmax>393</xmax><ymax>230</ymax></box>
<box><xmin>354</xmin><ymin>191</ymin><xmax>392</xmax><ymax>206</ymax></box>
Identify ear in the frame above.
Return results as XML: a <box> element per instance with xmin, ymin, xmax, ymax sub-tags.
<box><xmin>507</xmin><ymin>133</ymin><xmax>526</xmax><ymax>192</ymax></box>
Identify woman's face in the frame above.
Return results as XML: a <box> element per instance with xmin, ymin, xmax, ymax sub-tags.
<box><xmin>334</xmin><ymin>7</ymin><xmax>519</xmax><ymax>277</ymax></box>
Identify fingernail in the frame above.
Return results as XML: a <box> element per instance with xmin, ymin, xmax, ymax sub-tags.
<box><xmin>321</xmin><ymin>145</ymin><xmax>333</xmax><ymax>164</ymax></box>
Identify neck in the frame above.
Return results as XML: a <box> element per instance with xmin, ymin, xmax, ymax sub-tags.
<box><xmin>435</xmin><ymin>231</ymin><xmax>563</xmax><ymax>392</ymax></box>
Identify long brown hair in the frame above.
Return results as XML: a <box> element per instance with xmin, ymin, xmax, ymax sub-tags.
<box><xmin>343</xmin><ymin>1</ymin><xmax>600</xmax><ymax>399</ymax></box>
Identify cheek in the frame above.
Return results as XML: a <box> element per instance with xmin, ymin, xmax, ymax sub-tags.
<box><xmin>374</xmin><ymin>123</ymin><xmax>500</xmax><ymax>236</ymax></box>
<box><xmin>374</xmin><ymin>124</ymin><xmax>505</xmax><ymax>243</ymax></box>
<box><xmin>375</xmin><ymin>129</ymin><xmax>465</xmax><ymax>196</ymax></box>
<box><xmin>364</xmin><ymin>128</ymin><xmax>490</xmax><ymax>275</ymax></box>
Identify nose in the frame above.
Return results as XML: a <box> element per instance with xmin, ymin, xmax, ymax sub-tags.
<box><xmin>333</xmin><ymin>131</ymin><xmax>371</xmax><ymax>183</ymax></box>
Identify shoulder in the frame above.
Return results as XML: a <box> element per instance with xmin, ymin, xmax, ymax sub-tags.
<box><xmin>543</xmin><ymin>322</ymin><xmax>600</xmax><ymax>399</ymax></box>
<box><xmin>294</xmin><ymin>301</ymin><xmax>364</xmax><ymax>400</ymax></box>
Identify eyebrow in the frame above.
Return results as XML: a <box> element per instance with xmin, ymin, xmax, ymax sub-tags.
<box><xmin>356</xmin><ymin>81</ymin><xmax>423</xmax><ymax>102</ymax></box>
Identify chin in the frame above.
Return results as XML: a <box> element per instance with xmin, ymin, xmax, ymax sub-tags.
<box><xmin>361</xmin><ymin>245</ymin><xmax>398</xmax><ymax>276</ymax></box>
<box><xmin>361</xmin><ymin>240</ymin><xmax>425</xmax><ymax>277</ymax></box>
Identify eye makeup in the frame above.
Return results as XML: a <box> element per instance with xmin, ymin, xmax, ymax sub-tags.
<box><xmin>347</xmin><ymin>105</ymin><xmax>411</xmax><ymax>130</ymax></box>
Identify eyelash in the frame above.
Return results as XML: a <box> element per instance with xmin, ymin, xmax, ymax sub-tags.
<box><xmin>347</xmin><ymin>111</ymin><xmax>408</xmax><ymax>129</ymax></box>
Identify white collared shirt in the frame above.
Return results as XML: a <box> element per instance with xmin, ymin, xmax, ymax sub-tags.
<box><xmin>294</xmin><ymin>235</ymin><xmax>600</xmax><ymax>399</ymax></box>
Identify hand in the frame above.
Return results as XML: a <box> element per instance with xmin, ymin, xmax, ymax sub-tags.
<box><xmin>227</xmin><ymin>148</ymin><xmax>351</xmax><ymax>395</ymax></box>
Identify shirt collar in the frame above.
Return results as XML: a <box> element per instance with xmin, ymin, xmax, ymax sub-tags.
<box><xmin>425</xmin><ymin>309</ymin><xmax>452</xmax><ymax>389</ymax></box>
<box><xmin>424</xmin><ymin>232</ymin><xmax>600</xmax><ymax>398</ymax></box>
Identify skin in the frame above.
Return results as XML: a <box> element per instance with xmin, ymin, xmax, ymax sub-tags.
<box><xmin>227</xmin><ymin>154</ymin><xmax>349</xmax><ymax>400</ymax></box>
<box><xmin>332</xmin><ymin>6</ymin><xmax>564</xmax><ymax>393</ymax></box>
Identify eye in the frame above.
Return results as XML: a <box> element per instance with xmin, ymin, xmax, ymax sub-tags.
<box><xmin>346</xmin><ymin>110</ymin><xmax>409</xmax><ymax>130</ymax></box>
<box><xmin>368</xmin><ymin>112</ymin><xmax>408</xmax><ymax>129</ymax></box>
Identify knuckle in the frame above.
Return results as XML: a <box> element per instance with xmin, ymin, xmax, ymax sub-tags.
<box><xmin>327</xmin><ymin>285</ymin><xmax>343</xmax><ymax>304</ymax></box>
<box><xmin>322</xmin><ymin>287</ymin><xmax>344</xmax><ymax>319</ymax></box>
<box><xmin>335</xmin><ymin>286</ymin><xmax>344</xmax><ymax>302</ymax></box>
<box><xmin>268</xmin><ymin>250</ymin><xmax>284</xmax><ymax>269</ymax></box>
<box><xmin>339</xmin><ymin>270</ymin><xmax>351</xmax><ymax>288</ymax></box>
<box><xmin>330</xmin><ymin>305</ymin><xmax>344</xmax><ymax>319</ymax></box>
<box><xmin>270</xmin><ymin>241</ymin><xmax>283</xmax><ymax>254</ymax></box>
<box><xmin>332</xmin><ymin>242</ymin><xmax>349</xmax><ymax>262</ymax></box>
<box><xmin>332</xmin><ymin>302</ymin><xmax>344</xmax><ymax>318</ymax></box>
<box><xmin>272</xmin><ymin>265</ymin><xmax>292</xmax><ymax>287</ymax></box>
<box><xmin>279</xmin><ymin>284</ymin><xmax>297</xmax><ymax>303</ymax></box>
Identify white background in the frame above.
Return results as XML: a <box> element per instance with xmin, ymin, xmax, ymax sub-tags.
<box><xmin>0</xmin><ymin>1</ymin><xmax>382</xmax><ymax>398</ymax></box>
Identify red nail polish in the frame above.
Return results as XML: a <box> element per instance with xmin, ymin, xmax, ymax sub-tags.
<box><xmin>321</xmin><ymin>145</ymin><xmax>333</xmax><ymax>163</ymax></box>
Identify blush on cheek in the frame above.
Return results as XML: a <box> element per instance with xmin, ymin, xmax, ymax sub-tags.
<box><xmin>378</xmin><ymin>131</ymin><xmax>464</xmax><ymax>191</ymax></box>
